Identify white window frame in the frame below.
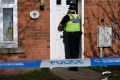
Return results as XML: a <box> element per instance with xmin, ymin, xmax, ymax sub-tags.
<box><xmin>0</xmin><ymin>0</ymin><xmax>18</xmax><ymax>48</ymax></box>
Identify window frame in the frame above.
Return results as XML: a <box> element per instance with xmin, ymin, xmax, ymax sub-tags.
<box><xmin>0</xmin><ymin>0</ymin><xmax>18</xmax><ymax>48</ymax></box>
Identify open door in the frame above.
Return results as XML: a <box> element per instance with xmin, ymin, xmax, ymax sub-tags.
<box><xmin>50</xmin><ymin>0</ymin><xmax>84</xmax><ymax>60</ymax></box>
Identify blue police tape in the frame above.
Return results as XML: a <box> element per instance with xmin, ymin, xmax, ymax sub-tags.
<box><xmin>91</xmin><ymin>57</ymin><xmax>120</xmax><ymax>66</ymax></box>
<box><xmin>0</xmin><ymin>60</ymin><xmax>41</xmax><ymax>69</ymax></box>
<box><xmin>0</xmin><ymin>57</ymin><xmax>120</xmax><ymax>68</ymax></box>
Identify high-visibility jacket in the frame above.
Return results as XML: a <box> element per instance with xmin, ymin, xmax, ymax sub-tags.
<box><xmin>64</xmin><ymin>13</ymin><xmax>80</xmax><ymax>32</ymax></box>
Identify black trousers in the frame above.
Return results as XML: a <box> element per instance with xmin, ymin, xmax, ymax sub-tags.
<box><xmin>63</xmin><ymin>31</ymin><xmax>82</xmax><ymax>59</ymax></box>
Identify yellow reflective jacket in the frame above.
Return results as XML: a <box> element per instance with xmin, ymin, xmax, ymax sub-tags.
<box><xmin>64</xmin><ymin>13</ymin><xmax>80</xmax><ymax>32</ymax></box>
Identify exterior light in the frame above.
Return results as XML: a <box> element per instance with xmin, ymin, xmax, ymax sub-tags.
<box><xmin>40</xmin><ymin>0</ymin><xmax>45</xmax><ymax>11</ymax></box>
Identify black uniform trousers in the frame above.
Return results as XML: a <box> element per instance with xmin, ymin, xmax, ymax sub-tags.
<box><xmin>63</xmin><ymin>31</ymin><xmax>82</xmax><ymax>59</ymax></box>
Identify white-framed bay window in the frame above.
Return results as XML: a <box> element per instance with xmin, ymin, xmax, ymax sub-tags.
<box><xmin>0</xmin><ymin>0</ymin><xmax>18</xmax><ymax>48</ymax></box>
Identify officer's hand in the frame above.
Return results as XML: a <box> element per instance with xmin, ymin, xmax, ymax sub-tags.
<box><xmin>58</xmin><ymin>24</ymin><xmax>64</xmax><ymax>31</ymax></box>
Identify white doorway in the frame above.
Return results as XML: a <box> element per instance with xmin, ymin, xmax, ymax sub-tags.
<box><xmin>50</xmin><ymin>0</ymin><xmax>84</xmax><ymax>60</ymax></box>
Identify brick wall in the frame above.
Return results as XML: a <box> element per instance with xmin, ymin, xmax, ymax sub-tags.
<box><xmin>0</xmin><ymin>0</ymin><xmax>50</xmax><ymax>62</ymax></box>
<box><xmin>84</xmin><ymin>0</ymin><xmax>120</xmax><ymax>58</ymax></box>
<box><xmin>0</xmin><ymin>0</ymin><xmax>50</xmax><ymax>75</ymax></box>
<box><xmin>18</xmin><ymin>0</ymin><xmax>50</xmax><ymax>60</ymax></box>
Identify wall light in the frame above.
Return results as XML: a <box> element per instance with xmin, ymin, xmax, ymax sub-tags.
<box><xmin>40</xmin><ymin>0</ymin><xmax>45</xmax><ymax>11</ymax></box>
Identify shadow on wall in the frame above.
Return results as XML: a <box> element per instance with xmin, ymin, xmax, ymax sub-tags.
<box><xmin>84</xmin><ymin>0</ymin><xmax>120</xmax><ymax>58</ymax></box>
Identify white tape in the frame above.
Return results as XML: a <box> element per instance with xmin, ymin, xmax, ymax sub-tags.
<box><xmin>40</xmin><ymin>59</ymin><xmax>91</xmax><ymax>68</ymax></box>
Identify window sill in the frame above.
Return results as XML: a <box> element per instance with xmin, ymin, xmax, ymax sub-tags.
<box><xmin>0</xmin><ymin>47</ymin><xmax>24</xmax><ymax>54</ymax></box>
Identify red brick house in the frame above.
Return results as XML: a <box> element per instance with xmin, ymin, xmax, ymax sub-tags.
<box><xmin>0</xmin><ymin>0</ymin><xmax>120</xmax><ymax>75</ymax></box>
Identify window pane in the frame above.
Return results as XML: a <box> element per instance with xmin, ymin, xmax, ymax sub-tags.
<box><xmin>56</xmin><ymin>0</ymin><xmax>61</xmax><ymax>5</ymax></box>
<box><xmin>66</xmin><ymin>0</ymin><xmax>72</xmax><ymax>5</ymax></box>
<box><xmin>66</xmin><ymin>0</ymin><xmax>77</xmax><ymax>5</ymax></box>
<box><xmin>3</xmin><ymin>8</ymin><xmax>13</xmax><ymax>41</ymax></box>
<box><xmin>1</xmin><ymin>0</ymin><xmax>15</xmax><ymax>4</ymax></box>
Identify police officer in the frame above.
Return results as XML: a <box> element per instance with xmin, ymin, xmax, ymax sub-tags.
<box><xmin>58</xmin><ymin>3</ymin><xmax>82</xmax><ymax>71</ymax></box>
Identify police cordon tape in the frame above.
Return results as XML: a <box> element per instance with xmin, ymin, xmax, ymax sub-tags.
<box><xmin>40</xmin><ymin>59</ymin><xmax>90</xmax><ymax>68</ymax></box>
<box><xmin>0</xmin><ymin>57</ymin><xmax>120</xmax><ymax>68</ymax></box>
<box><xmin>0</xmin><ymin>60</ymin><xmax>41</xmax><ymax>69</ymax></box>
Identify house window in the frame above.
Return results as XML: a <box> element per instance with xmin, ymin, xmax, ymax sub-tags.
<box><xmin>3</xmin><ymin>8</ymin><xmax>13</xmax><ymax>41</ymax></box>
<box><xmin>66</xmin><ymin>0</ymin><xmax>77</xmax><ymax>5</ymax></box>
<box><xmin>0</xmin><ymin>0</ymin><xmax>18</xmax><ymax>48</ymax></box>
<box><xmin>66</xmin><ymin>0</ymin><xmax>72</xmax><ymax>5</ymax></box>
<box><xmin>56</xmin><ymin>0</ymin><xmax>61</xmax><ymax>5</ymax></box>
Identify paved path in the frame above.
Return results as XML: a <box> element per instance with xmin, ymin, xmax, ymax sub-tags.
<box><xmin>51</xmin><ymin>67</ymin><xmax>101</xmax><ymax>80</ymax></box>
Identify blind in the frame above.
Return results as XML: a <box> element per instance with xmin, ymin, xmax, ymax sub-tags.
<box><xmin>1</xmin><ymin>0</ymin><xmax>15</xmax><ymax>4</ymax></box>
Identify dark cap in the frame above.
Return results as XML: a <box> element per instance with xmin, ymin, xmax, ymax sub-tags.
<box><xmin>68</xmin><ymin>3</ymin><xmax>77</xmax><ymax>10</ymax></box>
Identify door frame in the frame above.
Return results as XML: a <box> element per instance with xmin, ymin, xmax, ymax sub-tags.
<box><xmin>50</xmin><ymin>0</ymin><xmax>85</xmax><ymax>59</ymax></box>
<box><xmin>78</xmin><ymin>0</ymin><xmax>84</xmax><ymax>59</ymax></box>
